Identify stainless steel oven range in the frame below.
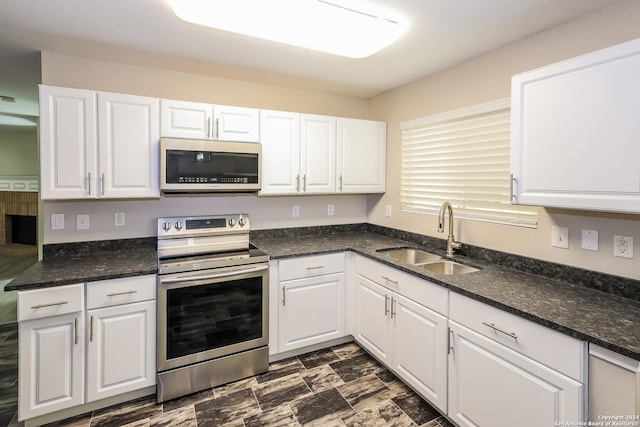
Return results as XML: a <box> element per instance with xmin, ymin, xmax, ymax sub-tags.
<box><xmin>156</xmin><ymin>214</ymin><xmax>269</xmax><ymax>402</ymax></box>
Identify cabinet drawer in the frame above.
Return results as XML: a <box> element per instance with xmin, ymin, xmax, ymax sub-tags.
<box><xmin>450</xmin><ymin>292</ymin><xmax>586</xmax><ymax>381</ymax></box>
<box><xmin>18</xmin><ymin>283</ymin><xmax>84</xmax><ymax>321</ymax></box>
<box><xmin>355</xmin><ymin>255</ymin><xmax>448</xmax><ymax>316</ymax></box>
<box><xmin>87</xmin><ymin>275</ymin><xmax>156</xmax><ymax>309</ymax></box>
<box><xmin>279</xmin><ymin>253</ymin><xmax>344</xmax><ymax>281</ymax></box>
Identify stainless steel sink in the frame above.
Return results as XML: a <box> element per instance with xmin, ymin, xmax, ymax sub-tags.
<box><xmin>379</xmin><ymin>248</ymin><xmax>442</xmax><ymax>265</ymax></box>
<box><xmin>420</xmin><ymin>260</ymin><xmax>480</xmax><ymax>275</ymax></box>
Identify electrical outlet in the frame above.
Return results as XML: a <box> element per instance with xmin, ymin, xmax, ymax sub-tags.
<box><xmin>291</xmin><ymin>205</ymin><xmax>300</xmax><ymax>218</ymax></box>
<box><xmin>327</xmin><ymin>204</ymin><xmax>334</xmax><ymax>216</ymax></box>
<box><xmin>385</xmin><ymin>205</ymin><xmax>392</xmax><ymax>218</ymax></box>
<box><xmin>51</xmin><ymin>214</ymin><xmax>65</xmax><ymax>230</ymax></box>
<box><xmin>114</xmin><ymin>212</ymin><xmax>126</xmax><ymax>227</ymax></box>
<box><xmin>76</xmin><ymin>214</ymin><xmax>90</xmax><ymax>230</ymax></box>
<box><xmin>551</xmin><ymin>226</ymin><xmax>569</xmax><ymax>249</ymax></box>
<box><xmin>613</xmin><ymin>235</ymin><xmax>634</xmax><ymax>259</ymax></box>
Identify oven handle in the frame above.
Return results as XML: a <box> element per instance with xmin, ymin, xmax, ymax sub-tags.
<box><xmin>159</xmin><ymin>264</ymin><xmax>268</xmax><ymax>284</ymax></box>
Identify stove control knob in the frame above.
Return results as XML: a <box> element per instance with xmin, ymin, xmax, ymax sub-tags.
<box><xmin>228</xmin><ymin>218</ymin><xmax>236</xmax><ymax>227</ymax></box>
<box><xmin>238</xmin><ymin>217</ymin><xmax>247</xmax><ymax>227</ymax></box>
<box><xmin>175</xmin><ymin>221</ymin><xmax>184</xmax><ymax>231</ymax></box>
<box><xmin>162</xmin><ymin>222</ymin><xmax>172</xmax><ymax>232</ymax></box>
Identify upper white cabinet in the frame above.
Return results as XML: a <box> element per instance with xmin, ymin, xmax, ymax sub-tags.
<box><xmin>160</xmin><ymin>99</ymin><xmax>259</xmax><ymax>142</ymax></box>
<box><xmin>300</xmin><ymin>114</ymin><xmax>337</xmax><ymax>193</ymax></box>
<box><xmin>98</xmin><ymin>92</ymin><xmax>160</xmax><ymax>198</ymax></box>
<box><xmin>511</xmin><ymin>37</ymin><xmax>640</xmax><ymax>212</ymax></box>
<box><xmin>39</xmin><ymin>85</ymin><xmax>160</xmax><ymax>199</ymax></box>
<box><xmin>337</xmin><ymin>118</ymin><xmax>386</xmax><ymax>193</ymax></box>
<box><xmin>40</xmin><ymin>86</ymin><xmax>97</xmax><ymax>199</ymax></box>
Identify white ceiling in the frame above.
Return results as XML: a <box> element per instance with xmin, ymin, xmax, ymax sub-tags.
<box><xmin>0</xmin><ymin>0</ymin><xmax>619</xmax><ymax>120</ymax></box>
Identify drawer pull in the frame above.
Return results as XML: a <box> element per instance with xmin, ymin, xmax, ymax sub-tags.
<box><xmin>382</xmin><ymin>276</ymin><xmax>399</xmax><ymax>286</ymax></box>
<box><xmin>306</xmin><ymin>266</ymin><xmax>324</xmax><ymax>270</ymax></box>
<box><xmin>106</xmin><ymin>290</ymin><xmax>138</xmax><ymax>297</ymax></box>
<box><xmin>31</xmin><ymin>300</ymin><xmax>68</xmax><ymax>309</ymax></box>
<box><xmin>483</xmin><ymin>322</ymin><xmax>518</xmax><ymax>341</ymax></box>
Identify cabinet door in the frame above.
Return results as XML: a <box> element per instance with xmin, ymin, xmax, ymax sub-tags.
<box><xmin>214</xmin><ymin>105</ymin><xmax>260</xmax><ymax>142</ymax></box>
<box><xmin>336</xmin><ymin>118</ymin><xmax>386</xmax><ymax>193</ymax></box>
<box><xmin>300</xmin><ymin>114</ymin><xmax>336</xmax><ymax>193</ymax></box>
<box><xmin>259</xmin><ymin>110</ymin><xmax>301</xmax><ymax>195</ymax></box>
<box><xmin>392</xmin><ymin>293</ymin><xmax>448</xmax><ymax>413</ymax></box>
<box><xmin>279</xmin><ymin>273</ymin><xmax>344</xmax><ymax>352</ymax></box>
<box><xmin>98</xmin><ymin>92</ymin><xmax>160</xmax><ymax>198</ymax></box>
<box><xmin>160</xmin><ymin>99</ymin><xmax>213</xmax><ymax>139</ymax></box>
<box><xmin>19</xmin><ymin>313</ymin><xmax>84</xmax><ymax>420</ymax></box>
<box><xmin>511</xmin><ymin>38</ymin><xmax>640</xmax><ymax>212</ymax></box>
<box><xmin>39</xmin><ymin>85</ymin><xmax>97</xmax><ymax>199</ymax></box>
<box><xmin>448</xmin><ymin>321</ymin><xmax>584</xmax><ymax>427</ymax></box>
<box><xmin>86</xmin><ymin>300</ymin><xmax>156</xmax><ymax>402</ymax></box>
<box><xmin>353</xmin><ymin>274</ymin><xmax>392</xmax><ymax>364</ymax></box>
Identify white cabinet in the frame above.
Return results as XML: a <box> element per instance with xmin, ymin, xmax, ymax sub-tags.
<box><xmin>336</xmin><ymin>118</ymin><xmax>386</xmax><ymax>193</ymax></box>
<box><xmin>98</xmin><ymin>92</ymin><xmax>160</xmax><ymax>198</ymax></box>
<box><xmin>354</xmin><ymin>255</ymin><xmax>449</xmax><ymax>412</ymax></box>
<box><xmin>18</xmin><ymin>284</ymin><xmax>85</xmax><ymax>420</ymax></box>
<box><xmin>589</xmin><ymin>345</ymin><xmax>640</xmax><ymax>419</ymax></box>
<box><xmin>39</xmin><ymin>85</ymin><xmax>97</xmax><ymax>199</ymax></box>
<box><xmin>276</xmin><ymin>253</ymin><xmax>345</xmax><ymax>353</ymax></box>
<box><xmin>39</xmin><ymin>85</ymin><xmax>160</xmax><ymax>199</ymax></box>
<box><xmin>17</xmin><ymin>276</ymin><xmax>156</xmax><ymax>422</ymax></box>
<box><xmin>448</xmin><ymin>293</ymin><xmax>586</xmax><ymax>426</ymax></box>
<box><xmin>300</xmin><ymin>114</ymin><xmax>336</xmax><ymax>194</ymax></box>
<box><xmin>510</xmin><ymin>37</ymin><xmax>640</xmax><ymax>212</ymax></box>
<box><xmin>85</xmin><ymin>276</ymin><xmax>156</xmax><ymax>402</ymax></box>
<box><xmin>160</xmin><ymin>99</ymin><xmax>259</xmax><ymax>142</ymax></box>
<box><xmin>260</xmin><ymin>110</ymin><xmax>301</xmax><ymax>194</ymax></box>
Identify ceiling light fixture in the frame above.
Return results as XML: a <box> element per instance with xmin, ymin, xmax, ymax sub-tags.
<box><xmin>166</xmin><ymin>0</ymin><xmax>408</xmax><ymax>59</ymax></box>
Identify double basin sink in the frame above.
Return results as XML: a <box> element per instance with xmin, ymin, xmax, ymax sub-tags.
<box><xmin>377</xmin><ymin>247</ymin><xmax>480</xmax><ymax>275</ymax></box>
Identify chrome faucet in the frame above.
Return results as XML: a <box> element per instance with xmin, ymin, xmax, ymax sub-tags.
<box><xmin>438</xmin><ymin>202</ymin><xmax>462</xmax><ymax>257</ymax></box>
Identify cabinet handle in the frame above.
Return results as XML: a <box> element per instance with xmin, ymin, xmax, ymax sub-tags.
<box><xmin>215</xmin><ymin>118</ymin><xmax>219</xmax><ymax>139</ymax></box>
<box><xmin>106</xmin><ymin>290</ymin><xmax>138</xmax><ymax>297</ymax></box>
<box><xmin>448</xmin><ymin>328</ymin><xmax>454</xmax><ymax>354</ymax></box>
<box><xmin>101</xmin><ymin>173</ymin><xmax>105</xmax><ymax>196</ymax></box>
<box><xmin>384</xmin><ymin>294</ymin><xmax>389</xmax><ymax>316</ymax></box>
<box><xmin>303</xmin><ymin>174</ymin><xmax>307</xmax><ymax>192</ymax></box>
<box><xmin>482</xmin><ymin>322</ymin><xmax>518</xmax><ymax>341</ymax></box>
<box><xmin>90</xmin><ymin>315</ymin><xmax>94</xmax><ymax>342</ymax></box>
<box><xmin>207</xmin><ymin>117</ymin><xmax>211</xmax><ymax>138</ymax></box>
<box><xmin>282</xmin><ymin>287</ymin><xmax>286</xmax><ymax>306</ymax></box>
<box><xmin>296</xmin><ymin>175</ymin><xmax>300</xmax><ymax>192</ymax></box>
<box><xmin>74</xmin><ymin>317</ymin><xmax>79</xmax><ymax>345</ymax></box>
<box><xmin>390</xmin><ymin>297</ymin><xmax>397</xmax><ymax>318</ymax></box>
<box><xmin>306</xmin><ymin>266</ymin><xmax>324</xmax><ymax>270</ymax></box>
<box><xmin>87</xmin><ymin>173</ymin><xmax>92</xmax><ymax>195</ymax></box>
<box><xmin>31</xmin><ymin>300</ymin><xmax>68</xmax><ymax>309</ymax></box>
<box><xmin>382</xmin><ymin>276</ymin><xmax>398</xmax><ymax>286</ymax></box>
<box><xmin>339</xmin><ymin>175</ymin><xmax>343</xmax><ymax>191</ymax></box>
<box><xmin>509</xmin><ymin>174</ymin><xmax>516</xmax><ymax>201</ymax></box>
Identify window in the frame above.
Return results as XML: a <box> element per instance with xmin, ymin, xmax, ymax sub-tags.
<box><xmin>400</xmin><ymin>99</ymin><xmax>537</xmax><ymax>228</ymax></box>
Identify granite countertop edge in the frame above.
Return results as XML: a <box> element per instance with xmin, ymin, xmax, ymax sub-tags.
<box><xmin>6</xmin><ymin>232</ymin><xmax>639</xmax><ymax>361</ymax></box>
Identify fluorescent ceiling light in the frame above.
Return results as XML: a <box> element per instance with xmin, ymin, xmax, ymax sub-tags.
<box><xmin>166</xmin><ymin>0</ymin><xmax>408</xmax><ymax>59</ymax></box>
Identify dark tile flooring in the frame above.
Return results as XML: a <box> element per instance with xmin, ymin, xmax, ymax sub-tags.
<box><xmin>0</xmin><ymin>339</ymin><xmax>455</xmax><ymax>426</ymax></box>
<box><xmin>0</xmin><ymin>322</ymin><xmax>18</xmax><ymax>427</ymax></box>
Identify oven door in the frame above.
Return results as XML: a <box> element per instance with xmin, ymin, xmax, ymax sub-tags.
<box><xmin>157</xmin><ymin>263</ymin><xmax>269</xmax><ymax>372</ymax></box>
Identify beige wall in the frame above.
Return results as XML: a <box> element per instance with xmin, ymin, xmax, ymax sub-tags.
<box><xmin>0</xmin><ymin>127</ymin><xmax>38</xmax><ymax>176</ymax></box>
<box><xmin>367</xmin><ymin>0</ymin><xmax>640</xmax><ymax>279</ymax></box>
<box><xmin>39</xmin><ymin>53</ymin><xmax>371</xmax><ymax>244</ymax></box>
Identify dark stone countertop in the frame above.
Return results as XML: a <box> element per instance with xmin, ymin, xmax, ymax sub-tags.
<box><xmin>251</xmin><ymin>231</ymin><xmax>640</xmax><ymax>361</ymax></box>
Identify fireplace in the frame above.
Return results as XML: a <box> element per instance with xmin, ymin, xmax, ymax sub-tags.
<box><xmin>0</xmin><ymin>191</ymin><xmax>38</xmax><ymax>246</ymax></box>
<box><xmin>6</xmin><ymin>215</ymin><xmax>37</xmax><ymax>245</ymax></box>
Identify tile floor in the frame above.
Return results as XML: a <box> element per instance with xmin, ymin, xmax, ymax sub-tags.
<box><xmin>1</xmin><ymin>340</ymin><xmax>455</xmax><ymax>427</ymax></box>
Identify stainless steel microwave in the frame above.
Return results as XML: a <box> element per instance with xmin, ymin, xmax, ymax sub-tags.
<box><xmin>160</xmin><ymin>138</ymin><xmax>261</xmax><ymax>193</ymax></box>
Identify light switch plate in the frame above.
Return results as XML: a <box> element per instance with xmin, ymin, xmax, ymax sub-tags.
<box><xmin>551</xmin><ymin>226</ymin><xmax>569</xmax><ymax>249</ymax></box>
<box><xmin>581</xmin><ymin>229</ymin><xmax>598</xmax><ymax>251</ymax></box>
<box><xmin>76</xmin><ymin>214</ymin><xmax>90</xmax><ymax>230</ymax></box>
<box><xmin>51</xmin><ymin>214</ymin><xmax>65</xmax><ymax>230</ymax></box>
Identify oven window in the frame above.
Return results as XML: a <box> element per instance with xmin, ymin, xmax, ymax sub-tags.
<box><xmin>166</xmin><ymin>277</ymin><xmax>263</xmax><ymax>360</ymax></box>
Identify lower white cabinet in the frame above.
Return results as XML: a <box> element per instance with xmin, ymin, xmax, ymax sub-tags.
<box><xmin>17</xmin><ymin>276</ymin><xmax>156</xmax><ymax>422</ymax></box>
<box><xmin>275</xmin><ymin>253</ymin><xmax>345</xmax><ymax>354</ymax></box>
<box><xmin>448</xmin><ymin>293</ymin><xmax>586</xmax><ymax>426</ymax></box>
<box><xmin>19</xmin><ymin>311</ymin><xmax>85</xmax><ymax>420</ymax></box>
<box><xmin>86</xmin><ymin>300</ymin><xmax>156</xmax><ymax>402</ymax></box>
<box><xmin>354</xmin><ymin>255</ymin><xmax>449</xmax><ymax>413</ymax></box>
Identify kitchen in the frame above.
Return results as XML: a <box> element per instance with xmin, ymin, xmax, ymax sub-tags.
<box><xmin>1</xmin><ymin>0</ymin><xmax>640</xmax><ymax>426</ymax></box>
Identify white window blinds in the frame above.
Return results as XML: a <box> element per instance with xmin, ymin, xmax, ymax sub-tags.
<box><xmin>400</xmin><ymin>99</ymin><xmax>537</xmax><ymax>228</ymax></box>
